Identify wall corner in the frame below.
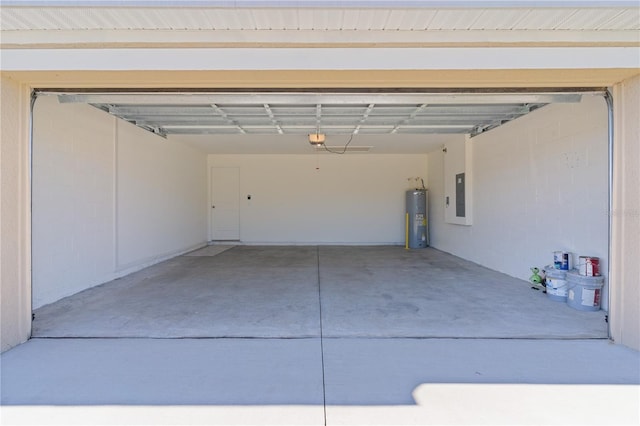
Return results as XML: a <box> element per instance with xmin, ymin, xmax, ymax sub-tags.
<box><xmin>1</xmin><ymin>76</ymin><xmax>32</xmax><ymax>352</ymax></box>
<box><xmin>609</xmin><ymin>74</ymin><xmax>640</xmax><ymax>352</ymax></box>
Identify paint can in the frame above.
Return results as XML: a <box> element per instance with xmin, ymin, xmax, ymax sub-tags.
<box><xmin>544</xmin><ymin>266</ymin><xmax>568</xmax><ymax>302</ymax></box>
<box><xmin>553</xmin><ymin>251</ymin><xmax>571</xmax><ymax>270</ymax></box>
<box><xmin>566</xmin><ymin>271</ymin><xmax>605</xmax><ymax>312</ymax></box>
<box><xmin>578</xmin><ymin>256</ymin><xmax>600</xmax><ymax>276</ymax></box>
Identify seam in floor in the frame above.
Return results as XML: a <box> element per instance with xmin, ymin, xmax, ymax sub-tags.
<box><xmin>31</xmin><ymin>245</ymin><xmax>608</xmax><ymax>341</ymax></box>
<box><xmin>28</xmin><ymin>336</ymin><xmax>611</xmax><ymax>341</ymax></box>
<box><xmin>317</xmin><ymin>246</ymin><xmax>328</xmax><ymax>426</ymax></box>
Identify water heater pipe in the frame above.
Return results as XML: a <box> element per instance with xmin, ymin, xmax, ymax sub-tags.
<box><xmin>405</xmin><ymin>213</ymin><xmax>409</xmax><ymax>250</ymax></box>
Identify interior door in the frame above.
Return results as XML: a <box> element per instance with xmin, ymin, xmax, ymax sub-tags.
<box><xmin>211</xmin><ymin>167</ymin><xmax>240</xmax><ymax>241</ymax></box>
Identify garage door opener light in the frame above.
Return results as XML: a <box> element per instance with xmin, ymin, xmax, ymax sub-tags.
<box><xmin>308</xmin><ymin>133</ymin><xmax>325</xmax><ymax>146</ymax></box>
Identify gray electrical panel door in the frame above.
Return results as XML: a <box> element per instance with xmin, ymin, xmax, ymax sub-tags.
<box><xmin>456</xmin><ymin>173</ymin><xmax>465</xmax><ymax>217</ymax></box>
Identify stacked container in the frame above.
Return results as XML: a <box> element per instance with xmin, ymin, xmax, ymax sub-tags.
<box><xmin>547</xmin><ymin>252</ymin><xmax>605</xmax><ymax>311</ymax></box>
<box><xmin>545</xmin><ymin>265</ymin><xmax>568</xmax><ymax>302</ymax></box>
<box><xmin>566</xmin><ymin>256</ymin><xmax>604</xmax><ymax>311</ymax></box>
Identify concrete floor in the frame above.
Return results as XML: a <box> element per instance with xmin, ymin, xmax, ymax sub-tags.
<box><xmin>3</xmin><ymin>247</ymin><xmax>638</xmax><ymax>424</ymax></box>
<box><xmin>32</xmin><ymin>246</ymin><xmax>608</xmax><ymax>339</ymax></box>
<box><xmin>2</xmin><ymin>338</ymin><xmax>639</xmax><ymax>425</ymax></box>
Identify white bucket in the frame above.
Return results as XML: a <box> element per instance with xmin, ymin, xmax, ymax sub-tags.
<box><xmin>566</xmin><ymin>271</ymin><xmax>605</xmax><ymax>312</ymax></box>
<box><xmin>545</xmin><ymin>266</ymin><xmax>568</xmax><ymax>302</ymax></box>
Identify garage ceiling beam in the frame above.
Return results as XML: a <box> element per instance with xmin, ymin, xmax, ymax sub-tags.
<box><xmin>353</xmin><ymin>103</ymin><xmax>376</xmax><ymax>135</ymax></box>
<box><xmin>56</xmin><ymin>92</ymin><xmax>586</xmax><ymax>105</ymax></box>
<box><xmin>263</xmin><ymin>103</ymin><xmax>284</xmax><ymax>135</ymax></box>
<box><xmin>4</xmin><ymin>1</ymin><xmax>637</xmax><ymax>6</ymax></box>
<box><xmin>161</xmin><ymin>125</ymin><xmax>472</xmax><ymax>135</ymax></box>
<box><xmin>49</xmin><ymin>89</ymin><xmax>600</xmax><ymax>136</ymax></box>
<box><xmin>210</xmin><ymin>103</ymin><xmax>246</xmax><ymax>134</ymax></box>
<box><xmin>391</xmin><ymin>103</ymin><xmax>428</xmax><ymax>134</ymax></box>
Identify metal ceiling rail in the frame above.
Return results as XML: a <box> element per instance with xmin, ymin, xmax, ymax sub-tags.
<box><xmin>55</xmin><ymin>92</ymin><xmax>586</xmax><ymax>105</ymax></box>
<box><xmin>41</xmin><ymin>89</ymin><xmax>606</xmax><ymax>137</ymax></box>
<box><xmin>4</xmin><ymin>1</ymin><xmax>638</xmax><ymax>8</ymax></box>
<box><xmin>94</xmin><ymin>101</ymin><xmax>546</xmax><ymax>136</ymax></box>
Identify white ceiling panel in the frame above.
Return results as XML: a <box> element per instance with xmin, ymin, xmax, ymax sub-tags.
<box><xmin>252</xmin><ymin>9</ymin><xmax>297</xmax><ymax>30</ymax></box>
<box><xmin>136</xmin><ymin>8</ymin><xmax>233</xmax><ymax>30</ymax></box>
<box><xmin>182</xmin><ymin>9</ymin><xmax>216</xmax><ymax>30</ymax></box>
<box><xmin>296</xmin><ymin>9</ymin><xmax>343</xmax><ymax>30</ymax></box>
<box><xmin>101</xmin><ymin>9</ymin><xmax>128</xmax><ymax>29</ymax></box>
<box><xmin>21</xmin><ymin>9</ymin><xmax>46</xmax><ymax>29</ymax></box>
<box><xmin>2</xmin><ymin>4</ymin><xmax>637</xmax><ymax>50</ymax></box>
<box><xmin>0</xmin><ymin>11</ymin><xmax>24</xmax><ymax>30</ymax></box>
<box><xmin>468</xmin><ymin>9</ymin><xmax>526</xmax><ymax>30</ymax></box>
<box><xmin>427</xmin><ymin>9</ymin><xmax>485</xmax><ymax>30</ymax></box>
<box><xmin>79</xmin><ymin>8</ymin><xmax>120</xmax><ymax>29</ymax></box>
<box><xmin>339</xmin><ymin>9</ymin><xmax>360</xmax><ymax>30</ymax></box>
<box><xmin>295</xmin><ymin>8</ymin><xmax>316</xmax><ymax>30</ymax></box>
<box><xmin>511</xmin><ymin>9</ymin><xmax>581</xmax><ymax>30</ymax></box>
<box><xmin>1</xmin><ymin>6</ymin><xmax>638</xmax><ymax>32</ymax></box>
<box><xmin>600</xmin><ymin>9</ymin><xmax>640</xmax><ymax>30</ymax></box>
<box><xmin>396</xmin><ymin>9</ymin><xmax>439</xmax><ymax>30</ymax></box>
<box><xmin>383</xmin><ymin>9</ymin><xmax>410</xmax><ymax>30</ymax></box>
<box><xmin>354</xmin><ymin>9</ymin><xmax>392</xmax><ymax>30</ymax></box>
<box><xmin>202</xmin><ymin>11</ymin><xmax>227</xmax><ymax>29</ymax></box>
<box><xmin>555</xmin><ymin>9</ymin><xmax>627</xmax><ymax>30</ymax></box>
<box><xmin>226</xmin><ymin>9</ymin><xmax>258</xmax><ymax>30</ymax></box>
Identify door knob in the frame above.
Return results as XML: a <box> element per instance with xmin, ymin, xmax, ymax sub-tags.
<box><xmin>212</xmin><ymin>205</ymin><xmax>215</xmax><ymax>208</ymax></box>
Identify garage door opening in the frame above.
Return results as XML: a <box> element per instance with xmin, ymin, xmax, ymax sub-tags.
<box><xmin>30</xmin><ymin>88</ymin><xmax>611</xmax><ymax>340</ymax></box>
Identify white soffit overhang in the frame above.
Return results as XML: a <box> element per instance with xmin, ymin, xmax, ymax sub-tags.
<box><xmin>1</xmin><ymin>1</ymin><xmax>639</xmax><ymax>48</ymax></box>
<box><xmin>45</xmin><ymin>89</ymin><xmax>599</xmax><ymax>137</ymax></box>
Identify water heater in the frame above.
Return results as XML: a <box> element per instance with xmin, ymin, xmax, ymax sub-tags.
<box><xmin>406</xmin><ymin>189</ymin><xmax>428</xmax><ymax>249</ymax></box>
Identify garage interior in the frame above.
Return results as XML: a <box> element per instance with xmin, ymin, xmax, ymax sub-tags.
<box><xmin>3</xmin><ymin>2</ymin><xmax>639</xmax><ymax>423</ymax></box>
<box><xmin>30</xmin><ymin>89</ymin><xmax>610</xmax><ymax>340</ymax></box>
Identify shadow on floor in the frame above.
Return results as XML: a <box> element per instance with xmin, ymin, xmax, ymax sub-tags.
<box><xmin>2</xmin><ymin>338</ymin><xmax>638</xmax><ymax>406</ymax></box>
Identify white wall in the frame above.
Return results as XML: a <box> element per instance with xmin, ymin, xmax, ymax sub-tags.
<box><xmin>611</xmin><ymin>75</ymin><xmax>640</xmax><ymax>351</ymax></box>
<box><xmin>33</xmin><ymin>96</ymin><xmax>115</xmax><ymax>308</ymax></box>
<box><xmin>0</xmin><ymin>76</ymin><xmax>31</xmax><ymax>352</ymax></box>
<box><xmin>116</xmin><ymin>120</ymin><xmax>207</xmax><ymax>269</ymax></box>
<box><xmin>428</xmin><ymin>95</ymin><xmax>609</xmax><ymax>306</ymax></box>
<box><xmin>208</xmin><ymin>154</ymin><xmax>428</xmax><ymax>244</ymax></box>
<box><xmin>443</xmin><ymin>135</ymin><xmax>473</xmax><ymax>226</ymax></box>
<box><xmin>32</xmin><ymin>96</ymin><xmax>207</xmax><ymax>309</ymax></box>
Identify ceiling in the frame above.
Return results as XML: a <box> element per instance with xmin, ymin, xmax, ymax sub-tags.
<box><xmin>2</xmin><ymin>3</ymin><xmax>638</xmax><ymax>32</ymax></box>
<box><xmin>1</xmin><ymin>2</ymin><xmax>638</xmax><ymax>48</ymax></box>
<box><xmin>96</xmin><ymin>102</ymin><xmax>547</xmax><ymax>137</ymax></box>
<box><xmin>13</xmin><ymin>1</ymin><xmax>628</xmax><ymax>154</ymax></box>
<box><xmin>54</xmin><ymin>91</ymin><xmax>583</xmax><ymax>137</ymax></box>
<box><xmin>45</xmin><ymin>90</ymin><xmax>590</xmax><ymax>154</ymax></box>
